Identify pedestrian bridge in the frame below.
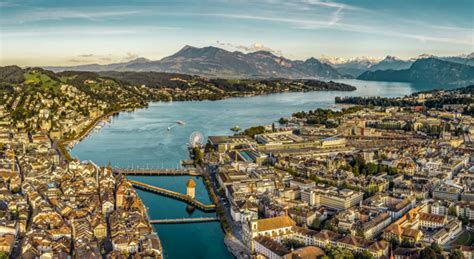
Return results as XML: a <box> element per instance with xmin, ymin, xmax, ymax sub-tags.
<box><xmin>128</xmin><ymin>179</ymin><xmax>216</xmax><ymax>212</ymax></box>
<box><xmin>114</xmin><ymin>168</ymin><xmax>202</xmax><ymax>176</ymax></box>
<box><xmin>149</xmin><ymin>217</ymin><xmax>219</xmax><ymax>224</ymax></box>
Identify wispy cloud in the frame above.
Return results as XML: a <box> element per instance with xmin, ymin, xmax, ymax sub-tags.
<box><xmin>223</xmin><ymin>0</ymin><xmax>472</xmax><ymax>46</ymax></box>
<box><xmin>193</xmin><ymin>12</ymin><xmax>473</xmax><ymax>46</ymax></box>
<box><xmin>1</xmin><ymin>26</ymin><xmax>180</xmax><ymax>37</ymax></box>
<box><xmin>1</xmin><ymin>8</ymin><xmax>145</xmax><ymax>24</ymax></box>
<box><xmin>216</xmin><ymin>41</ymin><xmax>283</xmax><ymax>55</ymax></box>
<box><xmin>298</xmin><ymin>0</ymin><xmax>360</xmax><ymax>10</ymax></box>
<box><xmin>0</xmin><ymin>0</ymin><xmax>20</xmax><ymax>8</ymax></box>
<box><xmin>125</xmin><ymin>52</ymin><xmax>139</xmax><ymax>60</ymax></box>
<box><xmin>67</xmin><ymin>52</ymin><xmax>142</xmax><ymax>64</ymax></box>
<box><xmin>326</xmin><ymin>22</ymin><xmax>474</xmax><ymax>45</ymax></box>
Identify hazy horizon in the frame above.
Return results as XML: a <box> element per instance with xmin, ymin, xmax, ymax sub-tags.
<box><xmin>1</xmin><ymin>0</ymin><xmax>473</xmax><ymax>66</ymax></box>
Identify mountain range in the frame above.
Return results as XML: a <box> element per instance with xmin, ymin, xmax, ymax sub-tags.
<box><xmin>44</xmin><ymin>45</ymin><xmax>474</xmax><ymax>85</ymax></box>
<box><xmin>357</xmin><ymin>58</ymin><xmax>474</xmax><ymax>86</ymax></box>
<box><xmin>46</xmin><ymin>45</ymin><xmax>346</xmax><ymax>79</ymax></box>
<box><xmin>322</xmin><ymin>53</ymin><xmax>474</xmax><ymax>77</ymax></box>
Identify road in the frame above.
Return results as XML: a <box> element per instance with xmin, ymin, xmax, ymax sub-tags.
<box><xmin>204</xmin><ymin>163</ymin><xmax>251</xmax><ymax>258</ymax></box>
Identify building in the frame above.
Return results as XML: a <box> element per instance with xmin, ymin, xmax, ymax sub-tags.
<box><xmin>242</xmin><ymin>216</ymin><xmax>296</xmax><ymax>250</ymax></box>
<box><xmin>303</xmin><ymin>185</ymin><xmax>363</xmax><ymax>211</ymax></box>
<box><xmin>0</xmin><ymin>234</ymin><xmax>15</xmax><ymax>255</ymax></box>
<box><xmin>382</xmin><ymin>206</ymin><xmax>459</xmax><ymax>245</ymax></box>
<box><xmin>460</xmin><ymin>246</ymin><xmax>474</xmax><ymax>259</ymax></box>
<box><xmin>253</xmin><ymin>236</ymin><xmax>326</xmax><ymax>259</ymax></box>
<box><xmin>208</xmin><ymin>135</ymin><xmax>256</xmax><ymax>153</ymax></box>
<box><xmin>433</xmin><ymin>184</ymin><xmax>462</xmax><ymax>201</ymax></box>
<box><xmin>253</xmin><ymin>236</ymin><xmax>290</xmax><ymax>259</ymax></box>
<box><xmin>186</xmin><ymin>178</ymin><xmax>196</xmax><ymax>199</ymax></box>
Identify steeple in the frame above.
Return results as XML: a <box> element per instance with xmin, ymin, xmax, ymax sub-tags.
<box><xmin>186</xmin><ymin>178</ymin><xmax>196</xmax><ymax>199</ymax></box>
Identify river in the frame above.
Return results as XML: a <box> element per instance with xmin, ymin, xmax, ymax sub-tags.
<box><xmin>70</xmin><ymin>79</ymin><xmax>421</xmax><ymax>258</ymax></box>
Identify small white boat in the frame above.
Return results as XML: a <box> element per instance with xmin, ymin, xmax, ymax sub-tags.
<box><xmin>167</xmin><ymin>127</ymin><xmax>171</xmax><ymax>131</ymax></box>
<box><xmin>176</xmin><ymin>120</ymin><xmax>185</xmax><ymax>125</ymax></box>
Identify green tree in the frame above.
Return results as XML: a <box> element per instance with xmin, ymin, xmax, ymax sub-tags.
<box><xmin>323</xmin><ymin>220</ymin><xmax>337</xmax><ymax>232</ymax></box>
<box><xmin>448</xmin><ymin>206</ymin><xmax>457</xmax><ymax>217</ymax></box>
<box><xmin>420</xmin><ymin>247</ymin><xmax>436</xmax><ymax>259</ymax></box>
<box><xmin>282</xmin><ymin>238</ymin><xmax>305</xmax><ymax>249</ymax></box>
<box><xmin>242</xmin><ymin>126</ymin><xmax>265</xmax><ymax>138</ymax></box>
<box><xmin>204</xmin><ymin>141</ymin><xmax>214</xmax><ymax>152</ymax></box>
<box><xmin>353</xmin><ymin>165</ymin><xmax>360</xmax><ymax>176</ymax></box>
<box><xmin>430</xmin><ymin>242</ymin><xmax>443</xmax><ymax>254</ymax></box>
<box><xmin>192</xmin><ymin>147</ymin><xmax>204</xmax><ymax>166</ymax></box>
<box><xmin>311</xmin><ymin>217</ymin><xmax>321</xmax><ymax>230</ymax></box>
<box><xmin>358</xmin><ymin>250</ymin><xmax>374</xmax><ymax>259</ymax></box>
<box><xmin>450</xmin><ymin>248</ymin><xmax>465</xmax><ymax>259</ymax></box>
<box><xmin>279</xmin><ymin>117</ymin><xmax>288</xmax><ymax>124</ymax></box>
<box><xmin>366</xmin><ymin>163</ymin><xmax>378</xmax><ymax>175</ymax></box>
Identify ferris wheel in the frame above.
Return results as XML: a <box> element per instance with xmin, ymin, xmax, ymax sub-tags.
<box><xmin>188</xmin><ymin>131</ymin><xmax>204</xmax><ymax>148</ymax></box>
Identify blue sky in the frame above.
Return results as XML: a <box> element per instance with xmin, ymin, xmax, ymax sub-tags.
<box><xmin>1</xmin><ymin>0</ymin><xmax>473</xmax><ymax>66</ymax></box>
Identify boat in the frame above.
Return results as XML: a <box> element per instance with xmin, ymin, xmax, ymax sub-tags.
<box><xmin>167</xmin><ymin>127</ymin><xmax>171</xmax><ymax>131</ymax></box>
<box><xmin>176</xmin><ymin>120</ymin><xmax>185</xmax><ymax>125</ymax></box>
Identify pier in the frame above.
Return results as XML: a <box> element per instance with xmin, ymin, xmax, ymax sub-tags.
<box><xmin>149</xmin><ymin>217</ymin><xmax>219</xmax><ymax>224</ymax></box>
<box><xmin>128</xmin><ymin>179</ymin><xmax>216</xmax><ymax>211</ymax></box>
<box><xmin>114</xmin><ymin>168</ymin><xmax>202</xmax><ymax>176</ymax></box>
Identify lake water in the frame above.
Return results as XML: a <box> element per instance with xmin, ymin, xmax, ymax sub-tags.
<box><xmin>70</xmin><ymin>79</ymin><xmax>419</xmax><ymax>259</ymax></box>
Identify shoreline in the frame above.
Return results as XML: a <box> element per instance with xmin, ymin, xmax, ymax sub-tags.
<box><xmin>57</xmin><ymin>108</ymin><xmax>136</xmax><ymax>161</ymax></box>
<box><xmin>148</xmin><ymin>84</ymin><xmax>358</xmax><ymax>104</ymax></box>
<box><xmin>57</xmin><ymin>83</ymin><xmax>360</xmax><ymax>157</ymax></box>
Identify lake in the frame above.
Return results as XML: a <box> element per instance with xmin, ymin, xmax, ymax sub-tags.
<box><xmin>70</xmin><ymin>79</ymin><xmax>419</xmax><ymax>258</ymax></box>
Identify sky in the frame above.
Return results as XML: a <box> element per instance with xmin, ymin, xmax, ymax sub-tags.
<box><xmin>0</xmin><ymin>0</ymin><xmax>473</xmax><ymax>66</ymax></box>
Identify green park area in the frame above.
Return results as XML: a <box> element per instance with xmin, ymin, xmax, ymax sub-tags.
<box><xmin>454</xmin><ymin>231</ymin><xmax>474</xmax><ymax>246</ymax></box>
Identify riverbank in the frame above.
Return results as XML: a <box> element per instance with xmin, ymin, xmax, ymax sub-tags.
<box><xmin>200</xmin><ymin>165</ymin><xmax>252</xmax><ymax>258</ymax></box>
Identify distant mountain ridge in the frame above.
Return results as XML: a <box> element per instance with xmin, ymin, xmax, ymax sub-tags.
<box><xmin>321</xmin><ymin>53</ymin><xmax>474</xmax><ymax>77</ymax></box>
<box><xmin>43</xmin><ymin>47</ymin><xmax>474</xmax><ymax>85</ymax></box>
<box><xmin>45</xmin><ymin>45</ymin><xmax>347</xmax><ymax>79</ymax></box>
<box><xmin>357</xmin><ymin>58</ymin><xmax>474</xmax><ymax>86</ymax></box>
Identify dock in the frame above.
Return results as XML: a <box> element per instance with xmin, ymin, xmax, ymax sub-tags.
<box><xmin>114</xmin><ymin>168</ymin><xmax>202</xmax><ymax>176</ymax></box>
<box><xmin>149</xmin><ymin>217</ymin><xmax>219</xmax><ymax>224</ymax></box>
<box><xmin>128</xmin><ymin>179</ymin><xmax>216</xmax><ymax>212</ymax></box>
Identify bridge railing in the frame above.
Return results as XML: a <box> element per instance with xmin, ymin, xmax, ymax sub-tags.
<box><xmin>149</xmin><ymin>217</ymin><xmax>219</xmax><ymax>224</ymax></box>
<box><xmin>128</xmin><ymin>179</ymin><xmax>216</xmax><ymax>211</ymax></box>
<box><xmin>114</xmin><ymin>168</ymin><xmax>201</xmax><ymax>176</ymax></box>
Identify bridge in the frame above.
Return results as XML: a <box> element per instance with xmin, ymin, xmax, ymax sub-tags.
<box><xmin>149</xmin><ymin>217</ymin><xmax>219</xmax><ymax>224</ymax></box>
<box><xmin>128</xmin><ymin>179</ymin><xmax>216</xmax><ymax>212</ymax></box>
<box><xmin>114</xmin><ymin>168</ymin><xmax>202</xmax><ymax>176</ymax></box>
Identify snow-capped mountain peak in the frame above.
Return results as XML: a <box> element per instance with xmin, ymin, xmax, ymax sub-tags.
<box><xmin>319</xmin><ymin>55</ymin><xmax>383</xmax><ymax>65</ymax></box>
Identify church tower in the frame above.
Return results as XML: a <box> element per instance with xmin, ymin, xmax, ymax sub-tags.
<box><xmin>186</xmin><ymin>178</ymin><xmax>196</xmax><ymax>199</ymax></box>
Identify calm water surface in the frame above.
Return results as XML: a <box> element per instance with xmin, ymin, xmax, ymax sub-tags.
<box><xmin>70</xmin><ymin>79</ymin><xmax>420</xmax><ymax>258</ymax></box>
